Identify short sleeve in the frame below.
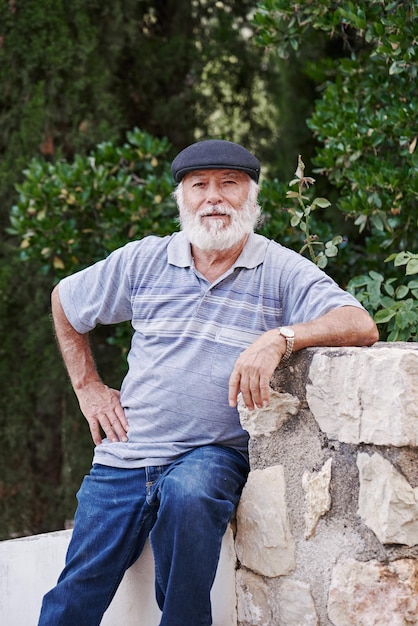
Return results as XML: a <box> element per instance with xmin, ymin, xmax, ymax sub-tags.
<box><xmin>58</xmin><ymin>244</ymin><xmax>135</xmax><ymax>333</ymax></box>
<box><xmin>279</xmin><ymin>252</ymin><xmax>364</xmax><ymax>325</ymax></box>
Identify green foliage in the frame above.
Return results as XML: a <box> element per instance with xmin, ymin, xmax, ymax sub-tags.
<box><xmin>0</xmin><ymin>0</ymin><xmax>277</xmax><ymax>223</ymax></box>
<box><xmin>0</xmin><ymin>243</ymin><xmax>69</xmax><ymax>537</ymax></box>
<box><xmin>253</xmin><ymin>0</ymin><xmax>418</xmax><ymax>340</ymax></box>
<box><xmin>192</xmin><ymin>2</ymin><xmax>281</xmax><ymax>168</ymax></box>
<box><xmin>258</xmin><ymin>158</ymin><xmax>347</xmax><ymax>277</ymax></box>
<box><xmin>1</xmin><ymin>0</ymin><xmax>277</xmax><ymax>238</ymax></box>
<box><xmin>0</xmin><ymin>0</ymin><xmax>132</xmax><ymax>223</ymax></box>
<box><xmin>285</xmin><ymin>155</ymin><xmax>344</xmax><ymax>269</ymax></box>
<box><xmin>253</xmin><ymin>1</ymin><xmax>418</xmax><ymax>253</ymax></box>
<box><xmin>8</xmin><ymin>129</ymin><xmax>177</xmax><ymax>277</ymax></box>
<box><xmin>0</xmin><ymin>240</ymin><xmax>128</xmax><ymax>539</ymax></box>
<box><xmin>348</xmin><ymin>252</ymin><xmax>418</xmax><ymax>342</ymax></box>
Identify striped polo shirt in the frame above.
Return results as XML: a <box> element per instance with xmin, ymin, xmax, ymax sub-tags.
<box><xmin>58</xmin><ymin>231</ymin><xmax>363</xmax><ymax>468</ymax></box>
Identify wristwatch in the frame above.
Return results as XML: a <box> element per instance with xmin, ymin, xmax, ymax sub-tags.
<box><xmin>278</xmin><ymin>326</ymin><xmax>295</xmax><ymax>363</ymax></box>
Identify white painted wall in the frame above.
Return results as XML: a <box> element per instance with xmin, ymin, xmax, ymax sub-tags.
<box><xmin>0</xmin><ymin>526</ymin><xmax>237</xmax><ymax>626</ymax></box>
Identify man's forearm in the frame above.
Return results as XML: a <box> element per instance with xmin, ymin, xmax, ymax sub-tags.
<box><xmin>51</xmin><ymin>285</ymin><xmax>129</xmax><ymax>444</ymax></box>
<box><xmin>51</xmin><ymin>285</ymin><xmax>100</xmax><ymax>390</ymax></box>
<box><xmin>291</xmin><ymin>305</ymin><xmax>379</xmax><ymax>352</ymax></box>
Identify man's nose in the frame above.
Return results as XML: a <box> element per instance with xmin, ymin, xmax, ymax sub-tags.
<box><xmin>205</xmin><ymin>181</ymin><xmax>223</xmax><ymax>204</ymax></box>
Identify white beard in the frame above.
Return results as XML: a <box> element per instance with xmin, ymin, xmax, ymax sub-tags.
<box><xmin>176</xmin><ymin>184</ymin><xmax>261</xmax><ymax>251</ymax></box>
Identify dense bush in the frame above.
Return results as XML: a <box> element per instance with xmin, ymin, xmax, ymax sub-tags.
<box><xmin>8</xmin><ymin>129</ymin><xmax>177</xmax><ymax>277</ymax></box>
<box><xmin>253</xmin><ymin>0</ymin><xmax>418</xmax><ymax>340</ymax></box>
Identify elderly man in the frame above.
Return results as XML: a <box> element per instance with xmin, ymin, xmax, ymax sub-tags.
<box><xmin>38</xmin><ymin>140</ymin><xmax>378</xmax><ymax>626</ymax></box>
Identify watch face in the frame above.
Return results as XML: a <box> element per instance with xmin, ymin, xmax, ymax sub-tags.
<box><xmin>280</xmin><ymin>327</ymin><xmax>294</xmax><ymax>338</ymax></box>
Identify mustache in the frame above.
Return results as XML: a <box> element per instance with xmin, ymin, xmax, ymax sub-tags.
<box><xmin>197</xmin><ymin>206</ymin><xmax>235</xmax><ymax>218</ymax></box>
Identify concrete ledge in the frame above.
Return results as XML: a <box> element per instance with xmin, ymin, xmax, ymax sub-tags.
<box><xmin>0</xmin><ymin>526</ymin><xmax>237</xmax><ymax>626</ymax></box>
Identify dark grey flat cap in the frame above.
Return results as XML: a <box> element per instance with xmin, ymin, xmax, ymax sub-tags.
<box><xmin>171</xmin><ymin>139</ymin><xmax>260</xmax><ymax>183</ymax></box>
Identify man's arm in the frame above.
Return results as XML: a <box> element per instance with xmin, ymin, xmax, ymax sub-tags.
<box><xmin>228</xmin><ymin>305</ymin><xmax>379</xmax><ymax>411</ymax></box>
<box><xmin>51</xmin><ymin>285</ymin><xmax>129</xmax><ymax>445</ymax></box>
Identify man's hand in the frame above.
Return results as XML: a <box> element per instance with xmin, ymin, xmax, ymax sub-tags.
<box><xmin>228</xmin><ymin>306</ymin><xmax>379</xmax><ymax>411</ymax></box>
<box><xmin>76</xmin><ymin>381</ymin><xmax>129</xmax><ymax>445</ymax></box>
<box><xmin>228</xmin><ymin>329</ymin><xmax>285</xmax><ymax>410</ymax></box>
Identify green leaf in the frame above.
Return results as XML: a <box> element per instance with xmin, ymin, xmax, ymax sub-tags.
<box><xmin>369</xmin><ymin>271</ymin><xmax>384</xmax><ymax>283</ymax></box>
<box><xmin>317</xmin><ymin>254</ymin><xmax>328</xmax><ymax>269</ymax></box>
<box><xmin>406</xmin><ymin>259</ymin><xmax>418</xmax><ymax>275</ymax></box>
<box><xmin>396</xmin><ymin>308</ymin><xmax>417</xmax><ymax>329</ymax></box>
<box><xmin>371</xmin><ymin>214</ymin><xmax>384</xmax><ymax>231</ymax></box>
<box><xmin>354</xmin><ymin>215</ymin><xmax>368</xmax><ymax>231</ymax></box>
<box><xmin>347</xmin><ymin>277</ymin><xmax>369</xmax><ymax>292</ymax></box>
<box><xmin>389</xmin><ymin>61</ymin><xmax>405</xmax><ymax>75</ymax></box>
<box><xmin>374</xmin><ymin>309</ymin><xmax>396</xmax><ymax>324</ymax></box>
<box><xmin>395</xmin><ymin>285</ymin><xmax>409</xmax><ymax>299</ymax></box>
<box><xmin>383</xmin><ymin>282</ymin><xmax>395</xmax><ymax>297</ymax></box>
<box><xmin>387</xmin><ymin>328</ymin><xmax>400</xmax><ymax>341</ymax></box>
<box><xmin>380</xmin><ymin>295</ymin><xmax>397</xmax><ymax>308</ymax></box>
<box><xmin>325</xmin><ymin>244</ymin><xmax>338</xmax><ymax>257</ymax></box>
<box><xmin>312</xmin><ymin>197</ymin><xmax>331</xmax><ymax>209</ymax></box>
<box><xmin>393</xmin><ymin>252</ymin><xmax>410</xmax><ymax>266</ymax></box>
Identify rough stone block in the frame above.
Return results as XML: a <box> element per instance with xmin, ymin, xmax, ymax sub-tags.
<box><xmin>328</xmin><ymin>558</ymin><xmax>418</xmax><ymax>625</ymax></box>
<box><xmin>236</xmin><ymin>569</ymin><xmax>273</xmax><ymax>626</ymax></box>
<box><xmin>238</xmin><ymin>389</ymin><xmax>300</xmax><ymax>438</ymax></box>
<box><xmin>278</xmin><ymin>579</ymin><xmax>319</xmax><ymax>626</ymax></box>
<box><xmin>235</xmin><ymin>465</ymin><xmax>296</xmax><ymax>577</ymax></box>
<box><xmin>306</xmin><ymin>347</ymin><xmax>418</xmax><ymax>446</ymax></box>
<box><xmin>357</xmin><ymin>451</ymin><xmax>418</xmax><ymax>547</ymax></box>
<box><xmin>302</xmin><ymin>457</ymin><xmax>332</xmax><ymax>539</ymax></box>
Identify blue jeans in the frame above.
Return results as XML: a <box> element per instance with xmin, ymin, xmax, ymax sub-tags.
<box><xmin>38</xmin><ymin>445</ymin><xmax>249</xmax><ymax>626</ymax></box>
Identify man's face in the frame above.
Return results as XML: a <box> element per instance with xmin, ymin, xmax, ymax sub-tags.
<box><xmin>176</xmin><ymin>169</ymin><xmax>260</xmax><ymax>251</ymax></box>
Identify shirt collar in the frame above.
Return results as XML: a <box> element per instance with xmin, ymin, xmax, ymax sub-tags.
<box><xmin>167</xmin><ymin>230</ymin><xmax>268</xmax><ymax>269</ymax></box>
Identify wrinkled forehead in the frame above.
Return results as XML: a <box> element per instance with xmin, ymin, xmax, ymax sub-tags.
<box><xmin>183</xmin><ymin>169</ymin><xmax>251</xmax><ymax>184</ymax></box>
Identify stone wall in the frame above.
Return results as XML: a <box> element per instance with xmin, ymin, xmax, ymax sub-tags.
<box><xmin>2</xmin><ymin>343</ymin><xmax>417</xmax><ymax>625</ymax></box>
<box><xmin>234</xmin><ymin>343</ymin><xmax>418</xmax><ymax>626</ymax></box>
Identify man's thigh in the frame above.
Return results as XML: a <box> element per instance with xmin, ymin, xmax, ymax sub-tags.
<box><xmin>156</xmin><ymin>445</ymin><xmax>249</xmax><ymax>510</ymax></box>
<box><xmin>67</xmin><ymin>464</ymin><xmax>158</xmax><ymax>573</ymax></box>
